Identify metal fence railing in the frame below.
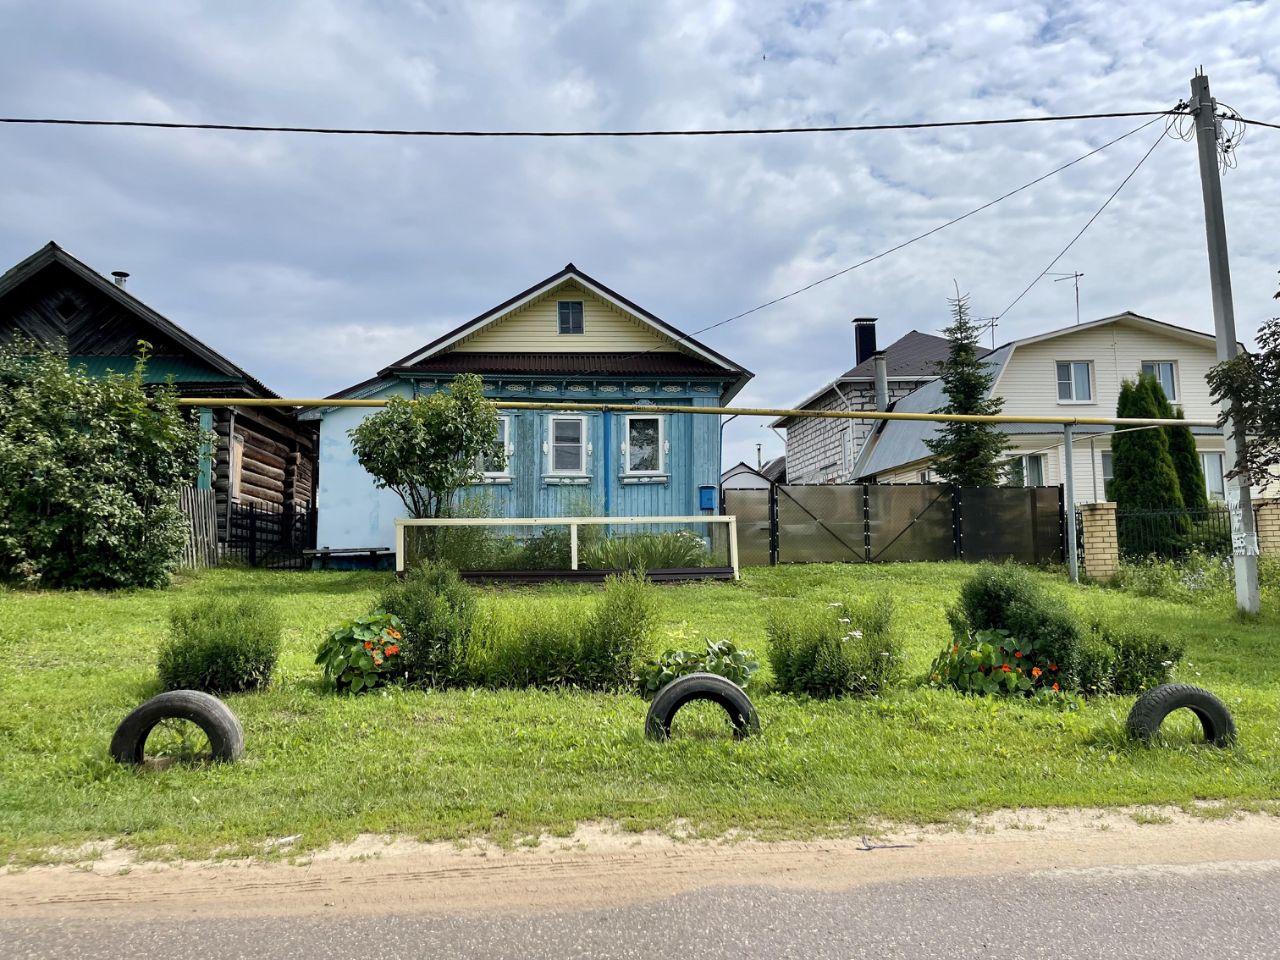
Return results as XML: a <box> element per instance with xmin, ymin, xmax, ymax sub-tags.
<box><xmin>723</xmin><ymin>483</ymin><xmax>1064</xmax><ymax>567</ymax></box>
<box><xmin>225</xmin><ymin>501</ymin><xmax>317</xmax><ymax>569</ymax></box>
<box><xmin>1115</xmin><ymin>505</ymin><xmax>1232</xmax><ymax>560</ymax></box>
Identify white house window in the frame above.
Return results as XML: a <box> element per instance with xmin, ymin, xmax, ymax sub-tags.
<box><xmin>1200</xmin><ymin>452</ymin><xmax>1226</xmax><ymax>501</ymax></box>
<box><xmin>1056</xmin><ymin>361</ymin><xmax>1093</xmax><ymax>402</ymax></box>
<box><xmin>478</xmin><ymin>416</ymin><xmax>512</xmax><ymax>478</ymax></box>
<box><xmin>624</xmin><ymin>415</ymin><xmax>664</xmax><ymax>474</ymax></box>
<box><xmin>1005</xmin><ymin>454</ymin><xmax>1045</xmax><ymax>487</ymax></box>
<box><xmin>548</xmin><ymin>416</ymin><xmax>587</xmax><ymax>473</ymax></box>
<box><xmin>918</xmin><ymin>470</ymin><xmax>931</xmax><ymax>483</ymax></box>
<box><xmin>1141</xmin><ymin>361</ymin><xmax>1178</xmax><ymax>402</ymax></box>
<box><xmin>558</xmin><ymin>301</ymin><xmax>584</xmax><ymax>335</ymax></box>
<box><xmin>1101</xmin><ymin>451</ymin><xmax>1115</xmax><ymax>500</ymax></box>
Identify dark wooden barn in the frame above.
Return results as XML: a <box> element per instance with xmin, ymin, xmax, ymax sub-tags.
<box><xmin>0</xmin><ymin>242</ymin><xmax>317</xmax><ymax>539</ymax></box>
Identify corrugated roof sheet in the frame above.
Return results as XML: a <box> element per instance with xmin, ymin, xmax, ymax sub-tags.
<box><xmin>396</xmin><ymin>351</ymin><xmax>729</xmax><ymax>377</ymax></box>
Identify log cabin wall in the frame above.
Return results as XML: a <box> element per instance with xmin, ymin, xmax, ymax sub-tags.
<box><xmin>212</xmin><ymin>406</ymin><xmax>318</xmax><ymax>536</ymax></box>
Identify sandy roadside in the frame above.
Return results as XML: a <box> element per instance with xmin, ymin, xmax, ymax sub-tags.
<box><xmin>3</xmin><ymin>806</ymin><xmax>1278</xmax><ymax>920</ymax></box>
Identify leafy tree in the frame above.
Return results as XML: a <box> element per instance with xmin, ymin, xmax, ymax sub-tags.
<box><xmin>0</xmin><ymin>339</ymin><xmax>205</xmax><ymax>588</ymax></box>
<box><xmin>1145</xmin><ymin>375</ymin><xmax>1209</xmax><ymax>512</ymax></box>
<box><xmin>1206</xmin><ymin>270</ymin><xmax>1280</xmax><ymax>485</ymax></box>
<box><xmin>349</xmin><ymin>373</ymin><xmax>501</xmax><ymax>519</ymax></box>
<box><xmin>1111</xmin><ymin>377</ymin><xmax>1188</xmax><ymax>555</ymax></box>
<box><xmin>924</xmin><ymin>291</ymin><xmax>1007</xmax><ymax>485</ymax></box>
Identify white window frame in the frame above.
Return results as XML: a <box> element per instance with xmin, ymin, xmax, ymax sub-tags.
<box><xmin>622</xmin><ymin>414</ymin><xmax>666</xmax><ymax>475</ymax></box>
<box><xmin>1200</xmin><ymin>451</ymin><xmax>1226</xmax><ymax>501</ymax></box>
<box><xmin>1101</xmin><ymin>451</ymin><xmax>1115</xmax><ymax>500</ymax></box>
<box><xmin>1141</xmin><ymin>360</ymin><xmax>1179</xmax><ymax>403</ymax></box>
<box><xmin>1022</xmin><ymin>453</ymin><xmax>1045</xmax><ymax>487</ymax></box>
<box><xmin>546</xmin><ymin>415</ymin><xmax>589</xmax><ymax>475</ymax></box>
<box><xmin>557</xmin><ymin>300</ymin><xmax>585</xmax><ymax>335</ymax></box>
<box><xmin>478</xmin><ymin>415</ymin><xmax>513</xmax><ymax>480</ymax></box>
<box><xmin>1055</xmin><ymin>360</ymin><xmax>1094</xmax><ymax>404</ymax></box>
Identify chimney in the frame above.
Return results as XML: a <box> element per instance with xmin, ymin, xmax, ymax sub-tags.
<box><xmin>111</xmin><ymin>271</ymin><xmax>130</xmax><ymax>289</ymax></box>
<box><xmin>873</xmin><ymin>351</ymin><xmax>889</xmax><ymax>412</ymax></box>
<box><xmin>853</xmin><ymin>317</ymin><xmax>877</xmax><ymax>366</ymax></box>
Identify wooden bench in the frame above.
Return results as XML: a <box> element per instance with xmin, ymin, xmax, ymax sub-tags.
<box><xmin>303</xmin><ymin>547</ymin><xmax>393</xmax><ymax>570</ymax></box>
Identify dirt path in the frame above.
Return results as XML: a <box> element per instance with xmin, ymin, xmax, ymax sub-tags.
<box><xmin>3</xmin><ymin>806</ymin><xmax>1278</xmax><ymax>920</ymax></box>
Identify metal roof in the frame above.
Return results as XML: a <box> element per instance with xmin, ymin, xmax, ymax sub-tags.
<box><xmin>69</xmin><ymin>355</ymin><xmax>240</xmax><ymax>382</ymax></box>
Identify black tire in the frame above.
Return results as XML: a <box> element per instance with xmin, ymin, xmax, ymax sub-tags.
<box><xmin>1126</xmin><ymin>683</ymin><xmax>1237</xmax><ymax>748</ymax></box>
<box><xmin>110</xmin><ymin>690</ymin><xmax>245</xmax><ymax>764</ymax></box>
<box><xmin>645</xmin><ymin>673</ymin><xmax>760</xmax><ymax>741</ymax></box>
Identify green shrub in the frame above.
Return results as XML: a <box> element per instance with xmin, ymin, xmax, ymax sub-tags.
<box><xmin>0</xmin><ymin>341</ymin><xmax>207</xmax><ymax>589</ymax></box>
<box><xmin>928</xmin><ymin>627</ymin><xmax>1066</xmax><ymax>696</ymax></box>
<box><xmin>469</xmin><ymin>573</ymin><xmax>656</xmax><ymax>689</ymax></box>
<box><xmin>766</xmin><ymin>595</ymin><xmax>899</xmax><ymax>698</ymax></box>
<box><xmin>159</xmin><ymin>596</ymin><xmax>282</xmax><ymax>693</ymax></box>
<box><xmin>956</xmin><ymin>564</ymin><xmax>1081</xmax><ymax>685</ymax></box>
<box><xmin>581</xmin><ymin>530</ymin><xmax>711</xmax><ymax>571</ymax></box>
<box><xmin>635</xmin><ymin>638</ymin><xmax>759</xmax><ymax>699</ymax></box>
<box><xmin>1075</xmin><ymin>630</ymin><xmax>1119</xmax><ymax>697</ymax></box>
<box><xmin>377</xmin><ymin>561</ymin><xmax>475</xmax><ymax>686</ymax></box>
<box><xmin>315</xmin><ymin>611</ymin><xmax>407</xmax><ymax>693</ymax></box>
<box><xmin>579</xmin><ymin>572</ymin><xmax>658</xmax><ymax>687</ymax></box>
<box><xmin>1088</xmin><ymin>620</ymin><xmax>1184</xmax><ymax>695</ymax></box>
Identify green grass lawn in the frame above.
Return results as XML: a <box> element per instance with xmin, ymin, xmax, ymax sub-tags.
<box><xmin>1</xmin><ymin>563</ymin><xmax>1277</xmax><ymax>863</ymax></box>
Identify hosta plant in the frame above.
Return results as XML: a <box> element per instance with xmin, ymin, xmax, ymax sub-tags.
<box><xmin>316</xmin><ymin>611</ymin><xmax>407</xmax><ymax>693</ymax></box>
<box><xmin>634</xmin><ymin>637</ymin><xmax>758</xmax><ymax>699</ymax></box>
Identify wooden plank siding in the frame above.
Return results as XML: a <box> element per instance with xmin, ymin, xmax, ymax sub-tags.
<box><xmin>177</xmin><ymin>486</ymin><xmax>219</xmax><ymax>568</ymax></box>
<box><xmin>453</xmin><ymin>281</ymin><xmax>670</xmax><ymax>354</ymax></box>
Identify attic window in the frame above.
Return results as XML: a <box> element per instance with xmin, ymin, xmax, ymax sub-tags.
<box><xmin>558</xmin><ymin>301</ymin><xmax>584</xmax><ymax>335</ymax></box>
<box><xmin>55</xmin><ymin>296</ymin><xmax>78</xmax><ymax>320</ymax></box>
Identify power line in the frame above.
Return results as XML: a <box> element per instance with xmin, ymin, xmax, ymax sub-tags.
<box><xmin>0</xmin><ymin>109</ymin><xmax>1183</xmax><ymax>138</ymax></box>
<box><xmin>624</xmin><ymin>113</ymin><xmax>1168</xmax><ymax>358</ymax></box>
<box><xmin>1238</xmin><ymin>115</ymin><xmax>1280</xmax><ymax>131</ymax></box>
<box><xmin>994</xmin><ymin>121</ymin><xmax>1168</xmax><ymax>321</ymax></box>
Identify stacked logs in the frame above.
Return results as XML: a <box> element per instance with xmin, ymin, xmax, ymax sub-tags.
<box><xmin>213</xmin><ymin>414</ymin><xmax>313</xmax><ymax>511</ymax></box>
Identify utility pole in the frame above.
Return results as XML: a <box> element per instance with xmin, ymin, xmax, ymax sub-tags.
<box><xmin>1190</xmin><ymin>70</ymin><xmax>1260</xmax><ymax>614</ymax></box>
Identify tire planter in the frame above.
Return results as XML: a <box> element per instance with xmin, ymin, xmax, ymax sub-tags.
<box><xmin>1126</xmin><ymin>683</ymin><xmax>1237</xmax><ymax>748</ymax></box>
<box><xmin>645</xmin><ymin>672</ymin><xmax>760</xmax><ymax>741</ymax></box>
<box><xmin>110</xmin><ymin>690</ymin><xmax>245</xmax><ymax>764</ymax></box>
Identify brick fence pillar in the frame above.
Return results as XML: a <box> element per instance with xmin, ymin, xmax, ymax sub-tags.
<box><xmin>1254</xmin><ymin>498</ymin><xmax>1280</xmax><ymax>556</ymax></box>
<box><xmin>1078</xmin><ymin>501</ymin><xmax>1119</xmax><ymax>582</ymax></box>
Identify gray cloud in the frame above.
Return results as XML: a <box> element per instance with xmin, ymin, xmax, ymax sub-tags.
<box><xmin>2</xmin><ymin>0</ymin><xmax>1278</xmax><ymax>468</ymax></box>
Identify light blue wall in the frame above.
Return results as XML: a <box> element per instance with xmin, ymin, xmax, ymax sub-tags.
<box><xmin>313</xmin><ymin>377</ymin><xmax>728</xmax><ymax>549</ymax></box>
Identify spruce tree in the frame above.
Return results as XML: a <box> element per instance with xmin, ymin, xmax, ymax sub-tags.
<box><xmin>1111</xmin><ymin>378</ymin><xmax>1189</xmax><ymax>555</ymax></box>
<box><xmin>924</xmin><ymin>292</ymin><xmax>1007</xmax><ymax>486</ymax></box>
<box><xmin>1144</xmin><ymin>374</ymin><xmax>1209</xmax><ymax>512</ymax></box>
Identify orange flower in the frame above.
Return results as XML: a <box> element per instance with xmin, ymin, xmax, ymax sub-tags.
<box><xmin>1000</xmin><ymin>664</ymin><xmax>1012</xmax><ymax>673</ymax></box>
<box><xmin>1049</xmin><ymin>663</ymin><xmax>1058</xmax><ymax>671</ymax></box>
<box><xmin>386</xmin><ymin>628</ymin><xmax>402</xmax><ymax>640</ymax></box>
<box><xmin>373</xmin><ymin>656</ymin><xmax>384</xmax><ymax>666</ymax></box>
<box><xmin>363</xmin><ymin>641</ymin><xmax>374</xmax><ymax>650</ymax></box>
<box><xmin>1052</xmin><ymin>682</ymin><xmax>1060</xmax><ymax>692</ymax></box>
<box><xmin>385</xmin><ymin>644</ymin><xmax>400</xmax><ymax>656</ymax></box>
<box><xmin>1014</xmin><ymin>651</ymin><xmax>1022</xmax><ymax>659</ymax></box>
<box><xmin>1031</xmin><ymin>666</ymin><xmax>1042</xmax><ymax>679</ymax></box>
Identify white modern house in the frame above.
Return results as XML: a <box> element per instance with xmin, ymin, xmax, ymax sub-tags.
<box><xmin>852</xmin><ymin>311</ymin><xmax>1255</xmax><ymax>504</ymax></box>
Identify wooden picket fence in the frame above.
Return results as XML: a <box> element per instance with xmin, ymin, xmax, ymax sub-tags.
<box><xmin>178</xmin><ymin>486</ymin><xmax>219</xmax><ymax>569</ymax></box>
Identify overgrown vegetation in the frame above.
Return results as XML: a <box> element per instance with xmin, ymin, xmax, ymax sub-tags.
<box><xmin>315</xmin><ymin>611</ymin><xmax>406</xmax><ymax>693</ymax></box>
<box><xmin>1077</xmin><ymin>621</ymin><xmax>1183</xmax><ymax>696</ymax></box>
<box><xmin>0</xmin><ymin>339</ymin><xmax>206</xmax><ymax>589</ymax></box>
<box><xmin>766</xmin><ymin>595</ymin><xmax>899</xmax><ymax>698</ymax></box>
<box><xmin>1</xmin><ymin>563</ymin><xmax>1277</xmax><ymax>861</ymax></box>
<box><xmin>159</xmin><ymin>596</ymin><xmax>282</xmax><ymax>693</ymax></box>
<box><xmin>377</xmin><ymin>561</ymin><xmax>476</xmax><ymax>686</ymax></box>
<box><xmin>580</xmin><ymin>530</ymin><xmax>712</xmax><ymax>571</ymax></box>
<box><xmin>635</xmin><ymin>636</ymin><xmax>759</xmax><ymax>699</ymax></box>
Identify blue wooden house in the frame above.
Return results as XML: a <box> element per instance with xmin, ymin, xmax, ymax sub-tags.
<box><xmin>305</xmin><ymin>264</ymin><xmax>752</xmax><ymax>550</ymax></box>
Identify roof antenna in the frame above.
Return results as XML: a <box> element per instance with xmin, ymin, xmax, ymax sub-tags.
<box><xmin>1050</xmin><ymin>271</ymin><xmax>1084</xmax><ymax>325</ymax></box>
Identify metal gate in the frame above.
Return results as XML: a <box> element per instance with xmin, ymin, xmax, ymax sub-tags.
<box><xmin>723</xmin><ymin>483</ymin><xmax>1063</xmax><ymax>566</ymax></box>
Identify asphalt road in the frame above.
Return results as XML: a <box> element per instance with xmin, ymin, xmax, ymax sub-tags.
<box><xmin>3</xmin><ymin>860</ymin><xmax>1277</xmax><ymax>960</ymax></box>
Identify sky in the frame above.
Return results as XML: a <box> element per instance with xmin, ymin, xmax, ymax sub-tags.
<box><xmin>2</xmin><ymin>0</ymin><xmax>1279</xmax><ymax>469</ymax></box>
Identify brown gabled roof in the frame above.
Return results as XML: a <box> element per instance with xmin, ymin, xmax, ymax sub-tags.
<box><xmin>0</xmin><ymin>241</ymin><xmax>279</xmax><ymax>398</ymax></box>
<box><xmin>395</xmin><ymin>351</ymin><xmax>728</xmax><ymax>377</ymax></box>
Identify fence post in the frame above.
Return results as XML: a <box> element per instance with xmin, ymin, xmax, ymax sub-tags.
<box><xmin>1063</xmin><ymin>424</ymin><xmax>1079</xmax><ymax>582</ymax></box>
<box><xmin>951</xmin><ymin>485</ymin><xmax>963</xmax><ymax>560</ymax></box>
<box><xmin>862</xmin><ymin>485</ymin><xmax>872</xmax><ymax>563</ymax></box>
<box><xmin>247</xmin><ymin>503</ymin><xmax>258</xmax><ymax>567</ymax></box>
<box><xmin>569</xmin><ymin>522</ymin><xmax>579</xmax><ymax>570</ymax></box>
<box><xmin>1078</xmin><ymin>502</ymin><xmax>1119</xmax><ymax>581</ymax></box>
<box><xmin>768</xmin><ymin>483</ymin><xmax>779</xmax><ymax>566</ymax></box>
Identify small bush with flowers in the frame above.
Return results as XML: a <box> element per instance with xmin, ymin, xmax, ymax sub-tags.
<box><xmin>316</xmin><ymin>611</ymin><xmax>406</xmax><ymax>693</ymax></box>
<box><xmin>928</xmin><ymin>627</ymin><xmax>1066</xmax><ymax>697</ymax></box>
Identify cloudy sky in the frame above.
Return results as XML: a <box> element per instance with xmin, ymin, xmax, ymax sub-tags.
<box><xmin>3</xmin><ymin>0</ymin><xmax>1279</xmax><ymax>467</ymax></box>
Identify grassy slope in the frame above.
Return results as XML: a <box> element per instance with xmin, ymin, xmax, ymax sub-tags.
<box><xmin>1</xmin><ymin>564</ymin><xmax>1277</xmax><ymax>862</ymax></box>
